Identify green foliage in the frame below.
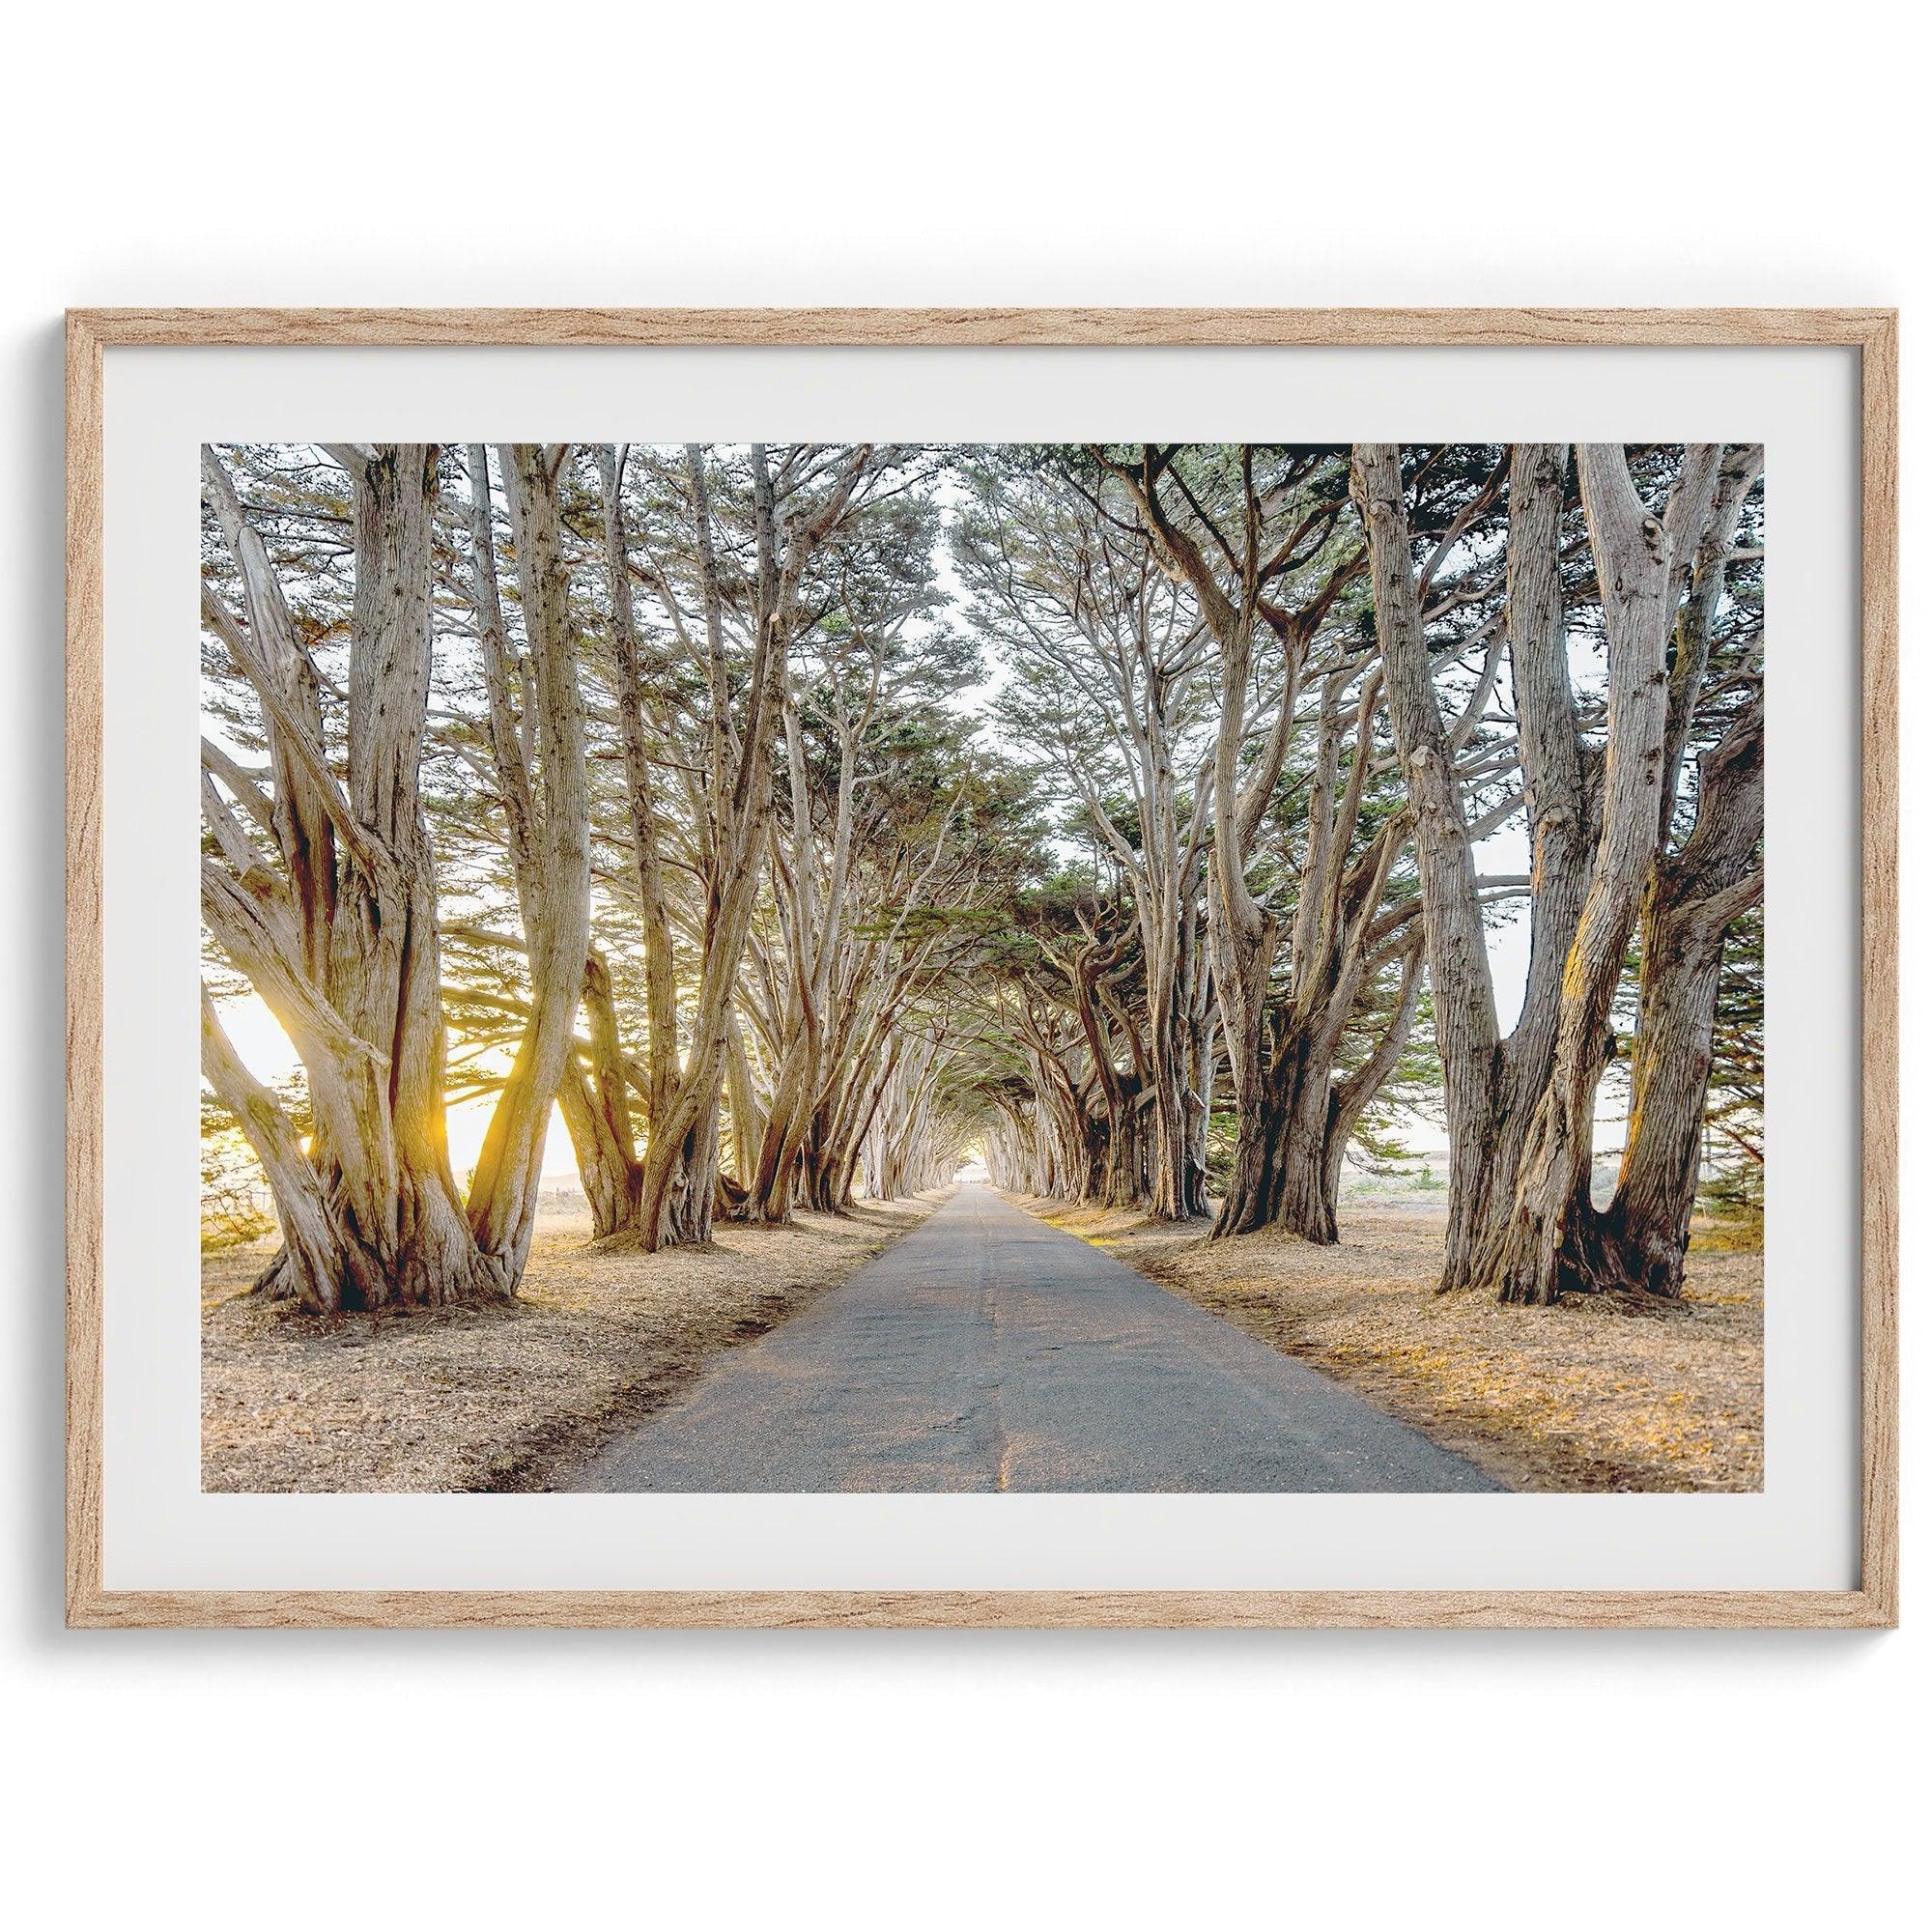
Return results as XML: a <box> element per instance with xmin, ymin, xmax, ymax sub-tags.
<box><xmin>1697</xmin><ymin>906</ymin><xmax>1764</xmax><ymax>1230</ymax></box>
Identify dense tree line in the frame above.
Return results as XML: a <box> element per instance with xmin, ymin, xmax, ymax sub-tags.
<box><xmin>201</xmin><ymin>440</ymin><xmax>1763</xmax><ymax>1316</ymax></box>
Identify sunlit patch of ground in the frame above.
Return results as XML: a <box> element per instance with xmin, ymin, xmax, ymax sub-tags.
<box><xmin>1012</xmin><ymin>1194</ymin><xmax>1762</xmax><ymax>1493</ymax></box>
<box><xmin>200</xmin><ymin>1192</ymin><xmax>945</xmax><ymax>1492</ymax></box>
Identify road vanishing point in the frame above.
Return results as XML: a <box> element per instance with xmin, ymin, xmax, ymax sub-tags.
<box><xmin>568</xmin><ymin>1185</ymin><xmax>1502</xmax><ymax>1493</ymax></box>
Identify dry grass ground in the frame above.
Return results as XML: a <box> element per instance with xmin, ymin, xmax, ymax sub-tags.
<box><xmin>1011</xmin><ymin>1193</ymin><xmax>1762</xmax><ymax>1492</ymax></box>
<box><xmin>201</xmin><ymin>1191</ymin><xmax>944</xmax><ymax>1492</ymax></box>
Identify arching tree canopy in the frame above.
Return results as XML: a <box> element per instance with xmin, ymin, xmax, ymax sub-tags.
<box><xmin>202</xmin><ymin>442</ymin><xmax>1764</xmax><ymax>1316</ymax></box>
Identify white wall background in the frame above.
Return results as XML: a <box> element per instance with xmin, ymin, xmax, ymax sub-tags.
<box><xmin>2</xmin><ymin>5</ymin><xmax>1920</xmax><ymax>1924</ymax></box>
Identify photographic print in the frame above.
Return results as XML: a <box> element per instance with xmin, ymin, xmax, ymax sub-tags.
<box><xmin>197</xmin><ymin>438</ymin><xmax>1767</xmax><ymax>1498</ymax></box>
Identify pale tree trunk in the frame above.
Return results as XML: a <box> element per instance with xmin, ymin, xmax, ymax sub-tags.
<box><xmin>1034</xmin><ymin>972</ymin><xmax>1119</xmax><ymax>1208</ymax></box>
<box><xmin>1353</xmin><ymin>442</ymin><xmax>1505</xmax><ymax>1284</ymax></box>
<box><xmin>200</xmin><ymin>990</ymin><xmax>343</xmax><ymax>1302</ymax></box>
<box><xmin>801</xmin><ymin>968</ymin><xmax>905</xmax><ymax>1213</ymax></box>
<box><xmin>595</xmin><ymin>445</ymin><xmax>681</xmax><ymax>1135</ymax></box>
<box><xmin>1321</xmin><ymin>941</ymin><xmax>1428</xmax><ymax>1212</ymax></box>
<box><xmin>762</xmin><ymin>772</ymin><xmax>968</xmax><ymax>1219</ymax></box>
<box><xmin>1142</xmin><ymin>455</ymin><xmax>1281</xmax><ymax>1234</ymax></box>
<box><xmin>554</xmin><ymin>951</ymin><xmax>642</xmax><ymax>1237</ymax></box>
<box><xmin>1481</xmin><ymin>443</ymin><xmax>1722</xmax><ymax>1305</ymax></box>
<box><xmin>1135</xmin><ymin>739</ymin><xmax>1194</xmax><ymax>1222</ymax></box>
<box><xmin>724</xmin><ymin>1012</ymin><xmax>764</xmax><ymax>1193</ymax></box>
<box><xmin>742</xmin><ymin>586</ymin><xmax>927</xmax><ymax>1223</ymax></box>
<box><xmin>462</xmin><ymin>445</ymin><xmax>595</xmax><ymax>1281</ymax></box>
<box><xmin>802</xmin><ymin>998</ymin><xmax>870</xmax><ymax>1213</ymax></box>
<box><xmin>743</xmin><ymin>664</ymin><xmax>835</xmax><ymax>1223</ymax></box>
<box><xmin>1180</xmin><ymin>915</ymin><xmax>1216</xmax><ymax>1217</ymax></box>
<box><xmin>1197</xmin><ymin>665</ymin><xmax>1279</xmax><ymax>1231</ymax></box>
<box><xmin>1590</xmin><ymin>444</ymin><xmax>1763</xmax><ymax>1296</ymax></box>
<box><xmin>635</xmin><ymin>442</ymin><xmax>875</xmax><ymax>1249</ymax></box>
<box><xmin>463</xmin><ymin>445</ymin><xmax>638</xmax><ymax>1238</ymax></box>
<box><xmin>1465</xmin><ymin>441</ymin><xmax>1595</xmax><ymax>1274</ymax></box>
<box><xmin>1056</xmin><ymin>929</ymin><xmax>1148</xmax><ymax>1210</ymax></box>
<box><xmin>1262</xmin><ymin>665</ymin><xmax>1424</xmax><ymax>1245</ymax></box>
<box><xmin>823</xmin><ymin>1033</ymin><xmax>900</xmax><ymax>1209</ymax></box>
<box><xmin>1131</xmin><ymin>889</ymin><xmax>1196</xmax><ymax>1222</ymax></box>
<box><xmin>1097</xmin><ymin>446</ymin><xmax>1379</xmax><ymax>1241</ymax></box>
<box><xmin>1357</xmin><ymin>442</ymin><xmax>1653</xmax><ymax>1287</ymax></box>
<box><xmin>957</xmin><ymin>465</ymin><xmax>1214</xmax><ymax>1223</ymax></box>
<box><xmin>1014</xmin><ymin>1017</ymin><xmax>1096</xmax><ymax>1205</ymax></box>
<box><xmin>1145</xmin><ymin>1004</ymin><xmax>1191</xmax><ymax>1221</ymax></box>
<box><xmin>1263</xmin><ymin>669</ymin><xmax>1361</xmax><ymax>1242</ymax></box>
<box><xmin>1153</xmin><ymin>931</ymin><xmax>1215</xmax><ymax>1224</ymax></box>
<box><xmin>861</xmin><ymin>1035</ymin><xmax>944</xmax><ymax>1202</ymax></box>
<box><xmin>1260</xmin><ymin>933</ymin><xmax>1429</xmax><ymax>1239</ymax></box>
<box><xmin>1064</xmin><ymin>730</ymin><xmax>1197</xmax><ymax>1221</ymax></box>
<box><xmin>633</xmin><ymin>443</ymin><xmax>764</xmax><ymax>1249</ymax></box>
<box><xmin>1596</xmin><ymin>705</ymin><xmax>1763</xmax><ymax>1293</ymax></box>
<box><xmin>202</xmin><ymin>443</ymin><xmax>504</xmax><ymax>1312</ymax></box>
<box><xmin>1092</xmin><ymin>448</ymin><xmax>1276</xmax><ymax>1233</ymax></box>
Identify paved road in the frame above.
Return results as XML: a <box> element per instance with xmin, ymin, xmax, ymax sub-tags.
<box><xmin>568</xmin><ymin>1185</ymin><xmax>1502</xmax><ymax>1492</ymax></box>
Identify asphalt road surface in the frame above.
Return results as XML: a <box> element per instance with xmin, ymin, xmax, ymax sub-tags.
<box><xmin>568</xmin><ymin>1185</ymin><xmax>1502</xmax><ymax>1492</ymax></box>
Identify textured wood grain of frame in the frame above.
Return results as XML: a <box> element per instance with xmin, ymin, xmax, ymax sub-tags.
<box><xmin>64</xmin><ymin>308</ymin><xmax>1900</xmax><ymax>1631</ymax></box>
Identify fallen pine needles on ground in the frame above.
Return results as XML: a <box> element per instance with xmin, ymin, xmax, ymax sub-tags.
<box><xmin>201</xmin><ymin>1193</ymin><xmax>943</xmax><ymax>1492</ymax></box>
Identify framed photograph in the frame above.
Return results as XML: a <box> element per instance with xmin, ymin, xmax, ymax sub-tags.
<box><xmin>66</xmin><ymin>307</ymin><xmax>1897</xmax><ymax>1629</ymax></box>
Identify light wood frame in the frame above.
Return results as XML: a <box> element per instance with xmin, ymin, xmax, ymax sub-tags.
<box><xmin>66</xmin><ymin>307</ymin><xmax>1899</xmax><ymax>1630</ymax></box>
